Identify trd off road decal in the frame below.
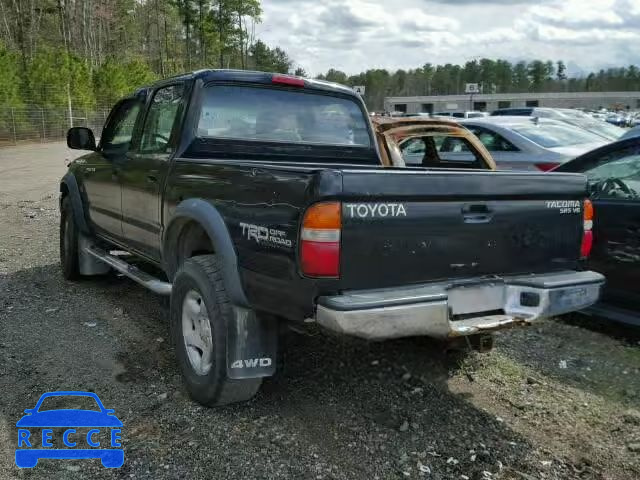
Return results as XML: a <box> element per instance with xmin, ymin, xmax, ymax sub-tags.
<box><xmin>240</xmin><ymin>223</ymin><xmax>293</xmax><ymax>248</ymax></box>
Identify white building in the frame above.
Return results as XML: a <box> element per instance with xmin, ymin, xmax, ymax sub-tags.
<box><xmin>384</xmin><ymin>91</ymin><xmax>640</xmax><ymax>114</ymax></box>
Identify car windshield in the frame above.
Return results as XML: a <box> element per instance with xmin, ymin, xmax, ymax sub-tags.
<box><xmin>587</xmin><ymin>154</ymin><xmax>640</xmax><ymax>182</ymax></box>
<box><xmin>510</xmin><ymin>122</ymin><xmax>603</xmax><ymax>148</ymax></box>
<box><xmin>37</xmin><ymin>395</ymin><xmax>101</xmax><ymax>412</ymax></box>
<box><xmin>586</xmin><ymin>153</ymin><xmax>640</xmax><ymax>199</ymax></box>
<box><xmin>197</xmin><ymin>85</ymin><xmax>371</xmax><ymax>147</ymax></box>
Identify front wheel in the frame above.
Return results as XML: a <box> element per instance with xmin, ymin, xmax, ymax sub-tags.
<box><xmin>170</xmin><ymin>255</ymin><xmax>262</xmax><ymax>406</ymax></box>
<box><xmin>60</xmin><ymin>196</ymin><xmax>80</xmax><ymax>280</ymax></box>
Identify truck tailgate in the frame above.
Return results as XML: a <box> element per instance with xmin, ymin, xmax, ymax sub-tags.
<box><xmin>339</xmin><ymin>169</ymin><xmax>587</xmax><ymax>289</ymax></box>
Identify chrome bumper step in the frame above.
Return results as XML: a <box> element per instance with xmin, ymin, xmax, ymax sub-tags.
<box><xmin>84</xmin><ymin>245</ymin><xmax>172</xmax><ymax>296</ymax></box>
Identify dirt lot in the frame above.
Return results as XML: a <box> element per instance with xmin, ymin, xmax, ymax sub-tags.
<box><xmin>0</xmin><ymin>142</ymin><xmax>639</xmax><ymax>480</ymax></box>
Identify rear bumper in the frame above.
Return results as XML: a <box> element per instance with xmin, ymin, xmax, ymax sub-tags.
<box><xmin>315</xmin><ymin>270</ymin><xmax>604</xmax><ymax>340</ymax></box>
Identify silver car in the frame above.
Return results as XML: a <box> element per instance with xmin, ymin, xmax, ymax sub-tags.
<box><xmin>535</xmin><ymin>108</ymin><xmax>626</xmax><ymax>141</ymax></box>
<box><xmin>458</xmin><ymin>116</ymin><xmax>608</xmax><ymax>171</ymax></box>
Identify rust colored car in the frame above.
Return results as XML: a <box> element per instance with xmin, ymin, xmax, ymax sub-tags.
<box><xmin>371</xmin><ymin>116</ymin><xmax>496</xmax><ymax>170</ymax></box>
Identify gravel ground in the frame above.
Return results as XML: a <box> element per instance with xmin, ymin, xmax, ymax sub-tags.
<box><xmin>0</xmin><ymin>143</ymin><xmax>639</xmax><ymax>480</ymax></box>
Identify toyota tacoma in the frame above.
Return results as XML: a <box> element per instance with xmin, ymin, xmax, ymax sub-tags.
<box><xmin>60</xmin><ymin>70</ymin><xmax>604</xmax><ymax>406</ymax></box>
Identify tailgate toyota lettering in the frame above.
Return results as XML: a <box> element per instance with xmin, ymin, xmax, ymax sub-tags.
<box><xmin>345</xmin><ymin>203</ymin><xmax>407</xmax><ymax>218</ymax></box>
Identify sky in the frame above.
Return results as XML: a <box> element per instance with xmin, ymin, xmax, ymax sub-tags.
<box><xmin>256</xmin><ymin>0</ymin><xmax>640</xmax><ymax>76</ymax></box>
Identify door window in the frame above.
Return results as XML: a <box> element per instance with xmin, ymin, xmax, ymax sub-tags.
<box><xmin>400</xmin><ymin>136</ymin><xmax>486</xmax><ymax>168</ymax></box>
<box><xmin>467</xmin><ymin>126</ymin><xmax>518</xmax><ymax>152</ymax></box>
<box><xmin>139</xmin><ymin>84</ymin><xmax>186</xmax><ymax>154</ymax></box>
<box><xmin>584</xmin><ymin>148</ymin><xmax>640</xmax><ymax>200</ymax></box>
<box><xmin>100</xmin><ymin>100</ymin><xmax>142</xmax><ymax>154</ymax></box>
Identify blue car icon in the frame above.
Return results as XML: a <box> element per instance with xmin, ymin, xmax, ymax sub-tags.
<box><xmin>16</xmin><ymin>391</ymin><xmax>123</xmax><ymax>468</ymax></box>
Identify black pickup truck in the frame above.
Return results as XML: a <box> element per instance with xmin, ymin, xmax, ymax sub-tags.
<box><xmin>61</xmin><ymin>70</ymin><xmax>604</xmax><ymax>406</ymax></box>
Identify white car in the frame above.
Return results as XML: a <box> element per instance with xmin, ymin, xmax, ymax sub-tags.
<box><xmin>492</xmin><ymin>107</ymin><xmax>626</xmax><ymax>141</ymax></box>
<box><xmin>458</xmin><ymin>116</ymin><xmax>608</xmax><ymax>171</ymax></box>
<box><xmin>433</xmin><ymin>111</ymin><xmax>488</xmax><ymax>119</ymax></box>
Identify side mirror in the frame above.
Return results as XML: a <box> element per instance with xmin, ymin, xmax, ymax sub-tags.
<box><xmin>67</xmin><ymin>127</ymin><xmax>96</xmax><ymax>151</ymax></box>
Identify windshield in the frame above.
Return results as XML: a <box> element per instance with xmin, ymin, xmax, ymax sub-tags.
<box><xmin>197</xmin><ymin>85</ymin><xmax>371</xmax><ymax>147</ymax></box>
<box><xmin>510</xmin><ymin>122</ymin><xmax>603</xmax><ymax>148</ymax></box>
<box><xmin>586</xmin><ymin>153</ymin><xmax>640</xmax><ymax>200</ymax></box>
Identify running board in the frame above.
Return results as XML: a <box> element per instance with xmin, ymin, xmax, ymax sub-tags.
<box><xmin>84</xmin><ymin>246</ymin><xmax>172</xmax><ymax>296</ymax></box>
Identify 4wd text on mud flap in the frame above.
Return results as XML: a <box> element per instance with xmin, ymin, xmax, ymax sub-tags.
<box><xmin>231</xmin><ymin>358</ymin><xmax>273</xmax><ymax>369</ymax></box>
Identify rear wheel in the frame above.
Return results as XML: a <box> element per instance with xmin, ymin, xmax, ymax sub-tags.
<box><xmin>170</xmin><ymin>255</ymin><xmax>262</xmax><ymax>406</ymax></box>
<box><xmin>60</xmin><ymin>196</ymin><xmax>80</xmax><ymax>280</ymax></box>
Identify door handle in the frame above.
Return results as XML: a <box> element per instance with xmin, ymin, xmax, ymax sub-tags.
<box><xmin>146</xmin><ymin>174</ymin><xmax>158</xmax><ymax>184</ymax></box>
<box><xmin>462</xmin><ymin>204</ymin><xmax>493</xmax><ymax>223</ymax></box>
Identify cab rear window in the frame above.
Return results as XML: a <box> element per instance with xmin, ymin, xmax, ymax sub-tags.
<box><xmin>197</xmin><ymin>85</ymin><xmax>371</xmax><ymax>147</ymax></box>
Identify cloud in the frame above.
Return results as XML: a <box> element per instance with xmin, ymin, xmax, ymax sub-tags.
<box><xmin>257</xmin><ymin>0</ymin><xmax>640</xmax><ymax>75</ymax></box>
<box><xmin>529</xmin><ymin>0</ymin><xmax>623</xmax><ymax>28</ymax></box>
<box><xmin>397</xmin><ymin>9</ymin><xmax>460</xmax><ymax>32</ymax></box>
<box><xmin>426</xmin><ymin>0</ymin><xmax>546</xmax><ymax>3</ymax></box>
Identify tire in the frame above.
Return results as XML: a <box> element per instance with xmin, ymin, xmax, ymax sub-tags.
<box><xmin>60</xmin><ymin>196</ymin><xmax>80</xmax><ymax>280</ymax></box>
<box><xmin>170</xmin><ymin>254</ymin><xmax>262</xmax><ymax>406</ymax></box>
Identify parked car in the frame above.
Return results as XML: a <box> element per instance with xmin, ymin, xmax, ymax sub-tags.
<box><xmin>491</xmin><ymin>107</ymin><xmax>535</xmax><ymax>116</ymax></box>
<box><xmin>621</xmin><ymin>125</ymin><xmax>640</xmax><ymax>140</ymax></box>
<box><xmin>459</xmin><ymin>116</ymin><xmax>607</xmax><ymax>170</ymax></box>
<box><xmin>433</xmin><ymin>111</ymin><xmax>488</xmax><ymax>120</ymax></box>
<box><xmin>61</xmin><ymin>70</ymin><xmax>603</xmax><ymax>406</ymax></box>
<box><xmin>371</xmin><ymin>116</ymin><xmax>495</xmax><ymax>169</ymax></box>
<box><xmin>605</xmin><ymin>113</ymin><xmax>627</xmax><ymax>127</ymax></box>
<box><xmin>554</xmin><ymin>137</ymin><xmax>640</xmax><ymax>326</ymax></box>
<box><xmin>491</xmin><ymin>107</ymin><xmax>625</xmax><ymax>141</ymax></box>
<box><xmin>453</xmin><ymin>111</ymin><xmax>489</xmax><ymax>119</ymax></box>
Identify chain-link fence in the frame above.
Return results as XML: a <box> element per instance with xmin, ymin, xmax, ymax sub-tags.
<box><xmin>0</xmin><ymin>106</ymin><xmax>111</xmax><ymax>145</ymax></box>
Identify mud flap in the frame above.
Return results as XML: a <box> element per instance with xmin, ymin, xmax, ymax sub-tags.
<box><xmin>227</xmin><ymin>307</ymin><xmax>278</xmax><ymax>379</ymax></box>
<box><xmin>78</xmin><ymin>234</ymin><xmax>110</xmax><ymax>276</ymax></box>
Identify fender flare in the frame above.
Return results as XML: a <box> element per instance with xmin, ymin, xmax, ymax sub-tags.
<box><xmin>163</xmin><ymin>199</ymin><xmax>249</xmax><ymax>307</ymax></box>
<box><xmin>60</xmin><ymin>172</ymin><xmax>90</xmax><ymax>234</ymax></box>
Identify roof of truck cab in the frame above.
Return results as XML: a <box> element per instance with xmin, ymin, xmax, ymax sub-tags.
<box><xmin>135</xmin><ymin>69</ymin><xmax>357</xmax><ymax>97</ymax></box>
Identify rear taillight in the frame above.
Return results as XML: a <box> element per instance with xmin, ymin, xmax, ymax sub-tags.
<box><xmin>581</xmin><ymin>199</ymin><xmax>594</xmax><ymax>258</ymax></box>
<box><xmin>300</xmin><ymin>202</ymin><xmax>341</xmax><ymax>277</ymax></box>
<box><xmin>535</xmin><ymin>162</ymin><xmax>561</xmax><ymax>172</ymax></box>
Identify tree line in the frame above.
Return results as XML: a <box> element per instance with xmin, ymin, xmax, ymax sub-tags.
<box><xmin>1</xmin><ymin>2</ymin><xmax>639</xmax><ymax>113</ymax></box>
<box><xmin>318</xmin><ymin>60</ymin><xmax>640</xmax><ymax>111</ymax></box>
<box><xmin>0</xmin><ymin>0</ymin><xmax>294</xmax><ymax>110</ymax></box>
